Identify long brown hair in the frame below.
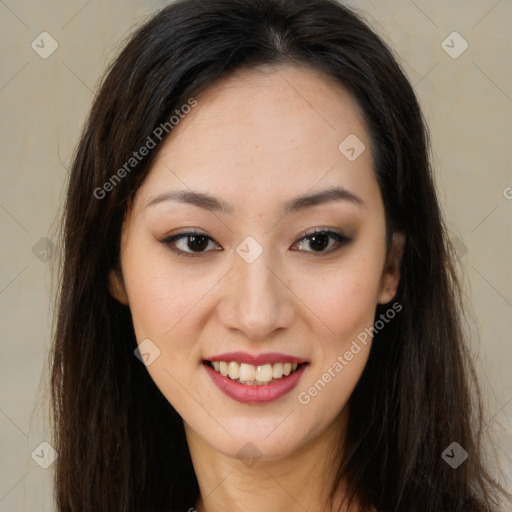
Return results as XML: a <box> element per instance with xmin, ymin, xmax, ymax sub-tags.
<box><xmin>50</xmin><ymin>0</ymin><xmax>508</xmax><ymax>510</ymax></box>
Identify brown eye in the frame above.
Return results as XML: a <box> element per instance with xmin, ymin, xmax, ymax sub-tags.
<box><xmin>292</xmin><ymin>229</ymin><xmax>351</xmax><ymax>254</ymax></box>
<box><xmin>307</xmin><ymin>232</ymin><xmax>330</xmax><ymax>251</ymax></box>
<box><xmin>185</xmin><ymin>234</ymin><xmax>210</xmax><ymax>251</ymax></box>
<box><xmin>162</xmin><ymin>231</ymin><xmax>222</xmax><ymax>256</ymax></box>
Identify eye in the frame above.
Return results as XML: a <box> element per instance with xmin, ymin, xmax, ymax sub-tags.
<box><xmin>161</xmin><ymin>230</ymin><xmax>222</xmax><ymax>256</ymax></box>
<box><xmin>291</xmin><ymin>228</ymin><xmax>351</xmax><ymax>254</ymax></box>
<box><xmin>161</xmin><ymin>227</ymin><xmax>351</xmax><ymax>257</ymax></box>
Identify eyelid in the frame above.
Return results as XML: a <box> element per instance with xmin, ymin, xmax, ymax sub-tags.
<box><xmin>291</xmin><ymin>227</ymin><xmax>352</xmax><ymax>253</ymax></box>
<box><xmin>161</xmin><ymin>227</ymin><xmax>352</xmax><ymax>257</ymax></box>
<box><xmin>163</xmin><ymin>227</ymin><xmax>208</xmax><ymax>238</ymax></box>
<box><xmin>161</xmin><ymin>228</ymin><xmax>222</xmax><ymax>257</ymax></box>
<box><xmin>296</xmin><ymin>226</ymin><xmax>343</xmax><ymax>239</ymax></box>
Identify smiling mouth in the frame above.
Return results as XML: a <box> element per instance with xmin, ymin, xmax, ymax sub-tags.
<box><xmin>203</xmin><ymin>360</ymin><xmax>309</xmax><ymax>385</ymax></box>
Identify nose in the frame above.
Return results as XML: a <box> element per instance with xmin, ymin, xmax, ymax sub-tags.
<box><xmin>217</xmin><ymin>251</ymin><xmax>295</xmax><ymax>341</ymax></box>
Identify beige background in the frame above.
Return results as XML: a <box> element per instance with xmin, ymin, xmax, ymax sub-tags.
<box><xmin>0</xmin><ymin>0</ymin><xmax>510</xmax><ymax>510</ymax></box>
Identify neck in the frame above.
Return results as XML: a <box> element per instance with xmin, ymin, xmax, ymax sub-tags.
<box><xmin>185</xmin><ymin>409</ymin><xmax>359</xmax><ymax>512</ymax></box>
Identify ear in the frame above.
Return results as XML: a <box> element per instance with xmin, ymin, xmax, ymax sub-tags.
<box><xmin>378</xmin><ymin>231</ymin><xmax>405</xmax><ymax>304</ymax></box>
<box><xmin>108</xmin><ymin>267</ymin><xmax>129</xmax><ymax>305</ymax></box>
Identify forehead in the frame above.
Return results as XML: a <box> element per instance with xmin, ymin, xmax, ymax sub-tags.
<box><xmin>135</xmin><ymin>64</ymin><xmax>377</xmax><ymax>213</ymax></box>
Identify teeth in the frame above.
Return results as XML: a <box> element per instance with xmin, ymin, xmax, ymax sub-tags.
<box><xmin>272</xmin><ymin>362</ymin><xmax>283</xmax><ymax>379</ymax></box>
<box><xmin>256</xmin><ymin>364</ymin><xmax>273</xmax><ymax>382</ymax></box>
<box><xmin>239</xmin><ymin>363</ymin><xmax>256</xmax><ymax>382</ymax></box>
<box><xmin>228</xmin><ymin>361</ymin><xmax>239</xmax><ymax>380</ymax></box>
<box><xmin>208</xmin><ymin>360</ymin><xmax>304</xmax><ymax>384</ymax></box>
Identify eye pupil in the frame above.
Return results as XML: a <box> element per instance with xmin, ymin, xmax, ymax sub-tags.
<box><xmin>309</xmin><ymin>233</ymin><xmax>329</xmax><ymax>251</ymax></box>
<box><xmin>188</xmin><ymin>234</ymin><xmax>209</xmax><ymax>251</ymax></box>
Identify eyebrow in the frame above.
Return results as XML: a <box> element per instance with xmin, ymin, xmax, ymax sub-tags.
<box><xmin>283</xmin><ymin>187</ymin><xmax>365</xmax><ymax>213</ymax></box>
<box><xmin>145</xmin><ymin>186</ymin><xmax>365</xmax><ymax>213</ymax></box>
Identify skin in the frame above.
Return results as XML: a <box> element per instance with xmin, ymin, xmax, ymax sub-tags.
<box><xmin>109</xmin><ymin>64</ymin><xmax>404</xmax><ymax>512</ymax></box>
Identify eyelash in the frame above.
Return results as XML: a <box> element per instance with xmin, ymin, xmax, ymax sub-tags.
<box><xmin>161</xmin><ymin>227</ymin><xmax>352</xmax><ymax>258</ymax></box>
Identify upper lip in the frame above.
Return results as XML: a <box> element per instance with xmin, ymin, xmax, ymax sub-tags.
<box><xmin>204</xmin><ymin>352</ymin><xmax>308</xmax><ymax>366</ymax></box>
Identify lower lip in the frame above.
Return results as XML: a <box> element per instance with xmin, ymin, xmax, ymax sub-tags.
<box><xmin>203</xmin><ymin>363</ymin><xmax>308</xmax><ymax>404</ymax></box>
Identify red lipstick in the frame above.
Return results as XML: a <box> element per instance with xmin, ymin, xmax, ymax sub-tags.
<box><xmin>202</xmin><ymin>352</ymin><xmax>309</xmax><ymax>404</ymax></box>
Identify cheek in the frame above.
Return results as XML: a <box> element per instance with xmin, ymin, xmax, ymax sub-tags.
<box><xmin>121</xmin><ymin>247</ymin><xmax>213</xmax><ymax>342</ymax></box>
<box><xmin>315</xmin><ymin>276</ymin><xmax>376</xmax><ymax>335</ymax></box>
<box><xmin>120</xmin><ymin>253</ymin><xmax>211</xmax><ymax>408</ymax></box>
<box><xmin>293</xmin><ymin>262</ymin><xmax>380</xmax><ymax>427</ymax></box>
<box><xmin>294</xmin><ymin>254</ymin><xmax>384</xmax><ymax>346</ymax></box>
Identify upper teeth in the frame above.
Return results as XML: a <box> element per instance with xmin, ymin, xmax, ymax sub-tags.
<box><xmin>211</xmin><ymin>361</ymin><xmax>299</xmax><ymax>384</ymax></box>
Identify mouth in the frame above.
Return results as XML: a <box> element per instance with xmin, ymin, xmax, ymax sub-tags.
<box><xmin>203</xmin><ymin>360</ymin><xmax>309</xmax><ymax>385</ymax></box>
<box><xmin>202</xmin><ymin>356</ymin><xmax>310</xmax><ymax>404</ymax></box>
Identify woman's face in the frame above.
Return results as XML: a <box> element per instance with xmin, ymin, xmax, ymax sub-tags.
<box><xmin>110</xmin><ymin>64</ymin><xmax>402</xmax><ymax>462</ymax></box>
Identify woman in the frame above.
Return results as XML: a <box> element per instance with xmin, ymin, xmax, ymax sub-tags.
<box><xmin>50</xmin><ymin>0</ymin><xmax>508</xmax><ymax>510</ymax></box>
